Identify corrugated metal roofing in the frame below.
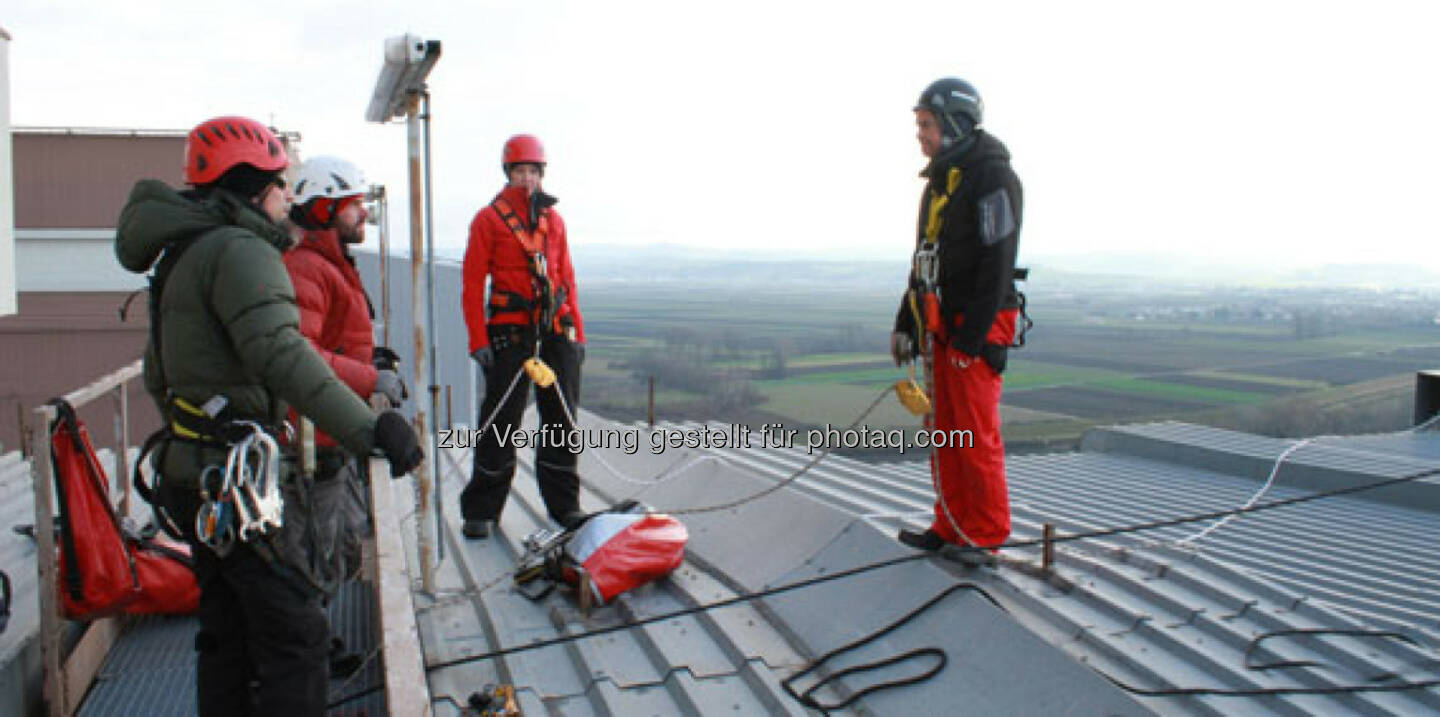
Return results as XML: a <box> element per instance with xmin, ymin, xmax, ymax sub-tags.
<box><xmin>0</xmin><ymin>449</ymin><xmax>41</xmax><ymax>717</ymax></box>
<box><xmin>413</xmin><ymin>415</ymin><xmax>1145</xmax><ymax>715</ymax></box>
<box><xmin>9</xmin><ymin>409</ymin><xmax>1439</xmax><ymax>714</ymax></box>
<box><xmin>585</xmin><ymin>416</ymin><xmax>1440</xmax><ymax>714</ymax></box>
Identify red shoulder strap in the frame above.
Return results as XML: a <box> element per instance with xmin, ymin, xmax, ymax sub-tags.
<box><xmin>491</xmin><ymin>197</ymin><xmax>547</xmax><ymax>255</ymax></box>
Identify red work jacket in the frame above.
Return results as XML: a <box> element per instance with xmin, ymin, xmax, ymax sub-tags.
<box><xmin>283</xmin><ymin>228</ymin><xmax>377</xmax><ymax>448</ymax></box>
<box><xmin>462</xmin><ymin>184</ymin><xmax>585</xmax><ymax>352</ymax></box>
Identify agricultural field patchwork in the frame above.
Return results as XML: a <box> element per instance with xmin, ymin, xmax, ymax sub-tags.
<box><xmin>580</xmin><ymin>281</ymin><xmax>1440</xmax><ymax>449</ymax></box>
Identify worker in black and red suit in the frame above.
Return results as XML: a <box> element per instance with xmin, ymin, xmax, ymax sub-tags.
<box><xmin>892</xmin><ymin>78</ymin><xmax>1024</xmax><ymax>552</ymax></box>
<box><xmin>460</xmin><ymin>134</ymin><xmax>586</xmax><ymax>539</ymax></box>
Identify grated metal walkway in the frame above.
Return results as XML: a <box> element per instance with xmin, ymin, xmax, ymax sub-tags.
<box><xmin>77</xmin><ymin>580</ymin><xmax>384</xmax><ymax>716</ymax></box>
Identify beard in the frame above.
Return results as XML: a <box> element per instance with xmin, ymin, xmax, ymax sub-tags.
<box><xmin>338</xmin><ymin>220</ymin><xmax>365</xmax><ymax>245</ymax></box>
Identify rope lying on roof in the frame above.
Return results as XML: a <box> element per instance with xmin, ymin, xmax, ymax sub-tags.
<box><xmin>413</xmin><ymin>458</ymin><xmax>1440</xmax><ymax>657</ymax></box>
<box><xmin>393</xmin><ymin>366</ymin><xmax>1440</xmax><ymax>707</ymax></box>
<box><xmin>1102</xmin><ymin>673</ymin><xmax>1440</xmax><ymax>697</ymax></box>
<box><xmin>323</xmin><ymin>459</ymin><xmax>1440</xmax><ymax>709</ymax></box>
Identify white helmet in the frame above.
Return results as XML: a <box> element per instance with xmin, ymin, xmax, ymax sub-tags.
<box><xmin>292</xmin><ymin>155</ymin><xmax>368</xmax><ymax>205</ymax></box>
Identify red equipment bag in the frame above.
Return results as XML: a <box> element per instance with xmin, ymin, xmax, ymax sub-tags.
<box><xmin>49</xmin><ymin>399</ymin><xmax>198</xmax><ymax>619</ymax></box>
<box><xmin>125</xmin><ymin>535</ymin><xmax>200</xmax><ymax>615</ymax></box>
<box><xmin>563</xmin><ymin>512</ymin><xmax>688</xmax><ymax>605</ymax></box>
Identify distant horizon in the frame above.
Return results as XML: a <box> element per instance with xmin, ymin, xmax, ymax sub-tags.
<box><xmin>357</xmin><ymin>240</ymin><xmax>1440</xmax><ymax>290</ymax></box>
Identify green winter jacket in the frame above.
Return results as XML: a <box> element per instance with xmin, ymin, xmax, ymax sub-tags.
<box><xmin>115</xmin><ymin>180</ymin><xmax>377</xmax><ymax>475</ymax></box>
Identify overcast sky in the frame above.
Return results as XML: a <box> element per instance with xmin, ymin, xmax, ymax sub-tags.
<box><xmin>7</xmin><ymin>1</ymin><xmax>1440</xmax><ymax>272</ymax></box>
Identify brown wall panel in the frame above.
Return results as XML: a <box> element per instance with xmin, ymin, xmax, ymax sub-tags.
<box><xmin>0</xmin><ymin>292</ymin><xmax>158</xmax><ymax>454</ymax></box>
<box><xmin>13</xmin><ymin>132</ymin><xmax>186</xmax><ymax>229</ymax></box>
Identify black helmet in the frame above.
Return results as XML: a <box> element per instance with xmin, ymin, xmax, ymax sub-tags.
<box><xmin>915</xmin><ymin>77</ymin><xmax>983</xmax><ymax>143</ymax></box>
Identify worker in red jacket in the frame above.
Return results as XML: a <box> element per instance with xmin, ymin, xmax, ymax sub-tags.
<box><xmin>461</xmin><ymin>134</ymin><xmax>586</xmax><ymax>539</ymax></box>
<box><xmin>283</xmin><ymin>155</ymin><xmax>407</xmax><ymax>592</ymax></box>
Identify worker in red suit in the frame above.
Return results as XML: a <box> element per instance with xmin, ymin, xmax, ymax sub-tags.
<box><xmin>892</xmin><ymin>78</ymin><xmax>1024</xmax><ymax>551</ymax></box>
<box><xmin>460</xmin><ymin>134</ymin><xmax>586</xmax><ymax>539</ymax></box>
<box><xmin>283</xmin><ymin>154</ymin><xmax>406</xmax><ymax>674</ymax></box>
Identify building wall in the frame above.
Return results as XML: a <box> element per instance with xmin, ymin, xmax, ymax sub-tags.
<box><xmin>0</xmin><ymin>291</ymin><xmax>157</xmax><ymax>454</ymax></box>
<box><xmin>13</xmin><ymin>130</ymin><xmax>186</xmax><ymax>229</ymax></box>
<box><xmin>0</xmin><ymin>130</ymin><xmax>187</xmax><ymax>453</ymax></box>
<box><xmin>0</xmin><ymin>29</ymin><xmax>16</xmax><ymax>316</ymax></box>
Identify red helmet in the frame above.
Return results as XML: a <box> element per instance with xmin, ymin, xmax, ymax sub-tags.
<box><xmin>501</xmin><ymin>134</ymin><xmax>546</xmax><ymax>173</ymax></box>
<box><xmin>184</xmin><ymin>115</ymin><xmax>289</xmax><ymax>186</ymax></box>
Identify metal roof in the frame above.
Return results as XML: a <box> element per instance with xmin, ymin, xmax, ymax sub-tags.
<box><xmin>410</xmin><ymin>412</ymin><xmax>1440</xmax><ymax>715</ymax></box>
<box><xmin>7</xmin><ymin>410</ymin><xmax>1438</xmax><ymax>714</ymax></box>
<box><xmin>414</xmin><ymin>415</ymin><xmax>1145</xmax><ymax>715</ymax></box>
<box><xmin>0</xmin><ymin>449</ymin><xmax>41</xmax><ymax>717</ymax></box>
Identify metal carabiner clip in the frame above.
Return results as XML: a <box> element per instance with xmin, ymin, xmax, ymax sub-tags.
<box><xmin>913</xmin><ymin>243</ymin><xmax>940</xmax><ymax>290</ymax></box>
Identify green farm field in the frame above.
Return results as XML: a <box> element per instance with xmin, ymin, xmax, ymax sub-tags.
<box><xmin>580</xmin><ymin>282</ymin><xmax>1440</xmax><ymax>452</ymax></box>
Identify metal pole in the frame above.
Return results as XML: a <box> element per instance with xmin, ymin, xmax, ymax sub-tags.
<box><xmin>421</xmin><ymin>89</ymin><xmax>444</xmax><ymax>565</ymax></box>
<box><xmin>405</xmin><ymin>93</ymin><xmax>434</xmax><ymax>593</ymax></box>
<box><xmin>1042</xmin><ymin>523</ymin><xmax>1055</xmax><ymax>571</ymax></box>
<box><xmin>445</xmin><ymin>385</ymin><xmax>453</xmax><ymax>431</ymax></box>
<box><xmin>16</xmin><ymin>401</ymin><xmax>27</xmax><ymax>459</ymax></box>
<box><xmin>377</xmin><ymin>186</ymin><xmax>391</xmax><ymax>348</ymax></box>
<box><xmin>648</xmin><ymin>376</ymin><xmax>655</xmax><ymax>428</ymax></box>
<box><xmin>115</xmin><ymin>384</ymin><xmax>131</xmax><ymax>516</ymax></box>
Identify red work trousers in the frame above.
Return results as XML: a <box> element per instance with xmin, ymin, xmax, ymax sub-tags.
<box><xmin>926</xmin><ymin>308</ymin><xmax>1017</xmax><ymax>548</ymax></box>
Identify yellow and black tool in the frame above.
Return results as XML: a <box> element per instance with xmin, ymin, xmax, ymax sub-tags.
<box><xmin>468</xmin><ymin>683</ymin><xmax>521</xmax><ymax>716</ymax></box>
<box><xmin>523</xmin><ymin>357</ymin><xmax>556</xmax><ymax>388</ymax></box>
<box><xmin>895</xmin><ymin>364</ymin><xmax>931</xmax><ymax>416</ymax></box>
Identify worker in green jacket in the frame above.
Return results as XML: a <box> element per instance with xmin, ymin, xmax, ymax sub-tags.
<box><xmin>115</xmin><ymin>115</ymin><xmax>422</xmax><ymax>716</ymax></box>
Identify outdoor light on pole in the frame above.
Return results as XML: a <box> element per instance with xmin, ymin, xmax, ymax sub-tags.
<box><xmin>366</xmin><ymin>33</ymin><xmax>442</xmax><ymax>594</ymax></box>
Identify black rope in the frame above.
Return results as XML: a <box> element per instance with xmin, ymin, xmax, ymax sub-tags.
<box><xmin>325</xmin><ymin>682</ymin><xmax>384</xmax><ymax>710</ymax></box>
<box><xmin>423</xmin><ymin>463</ymin><xmax>1440</xmax><ymax>675</ymax></box>
<box><xmin>1100</xmin><ymin>672</ymin><xmax>1440</xmax><ymax>697</ymax></box>
<box><xmin>1245</xmin><ymin>628</ymin><xmax>1421</xmax><ymax>672</ymax></box>
<box><xmin>424</xmin><ymin>552</ymin><xmax>931</xmax><ymax>672</ymax></box>
<box><xmin>983</xmin><ymin>464</ymin><xmax>1440</xmax><ymax>554</ymax></box>
<box><xmin>781</xmin><ymin>583</ymin><xmax>1001</xmax><ymax>713</ymax></box>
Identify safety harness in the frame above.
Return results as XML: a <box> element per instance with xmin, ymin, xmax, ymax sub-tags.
<box><xmin>487</xmin><ymin>196</ymin><xmax>573</xmax><ymax>340</ymax></box>
<box><xmin>906</xmin><ymin>166</ymin><xmax>1032</xmax><ymax>371</ymax></box>
<box><xmin>131</xmin><ymin>232</ymin><xmax>319</xmax><ymax>593</ymax></box>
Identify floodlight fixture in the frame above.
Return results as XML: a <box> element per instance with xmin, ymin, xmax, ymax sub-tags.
<box><xmin>365</xmin><ymin>34</ymin><xmax>441</xmax><ymax>123</ymax></box>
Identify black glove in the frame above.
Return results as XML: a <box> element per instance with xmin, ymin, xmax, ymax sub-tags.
<box><xmin>373</xmin><ymin>410</ymin><xmax>423</xmax><ymax>478</ymax></box>
<box><xmin>890</xmin><ymin>331</ymin><xmax>914</xmax><ymax>366</ymax></box>
<box><xmin>575</xmin><ymin>342</ymin><xmax>586</xmax><ymax>365</ymax></box>
<box><xmin>372</xmin><ymin>346</ymin><xmax>401</xmax><ymax>371</ymax></box>
<box><xmin>374</xmin><ymin>369</ymin><xmax>408</xmax><ymax>405</ymax></box>
<box><xmin>471</xmin><ymin>347</ymin><xmax>494</xmax><ymax>370</ymax></box>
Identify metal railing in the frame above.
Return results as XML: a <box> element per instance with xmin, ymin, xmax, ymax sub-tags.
<box><xmin>29</xmin><ymin>359</ymin><xmax>141</xmax><ymax>717</ymax></box>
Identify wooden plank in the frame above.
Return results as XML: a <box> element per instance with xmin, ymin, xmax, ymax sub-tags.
<box><xmin>369</xmin><ymin>457</ymin><xmax>433</xmax><ymax>717</ymax></box>
<box><xmin>32</xmin><ymin>403</ymin><xmax>64</xmax><ymax>717</ymax></box>
<box><xmin>59</xmin><ymin>360</ymin><xmax>142</xmax><ymax>410</ymax></box>
<box><xmin>61</xmin><ymin>617</ymin><xmax>123</xmax><ymax>710</ymax></box>
<box><xmin>32</xmin><ymin>360</ymin><xmax>143</xmax><ymax>715</ymax></box>
<box><xmin>116</xmin><ymin>384</ymin><xmax>131</xmax><ymax>516</ymax></box>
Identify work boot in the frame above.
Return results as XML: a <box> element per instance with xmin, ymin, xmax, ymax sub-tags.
<box><xmin>559</xmin><ymin>510</ymin><xmax>591</xmax><ymax>531</ymax></box>
<box><xmin>897</xmin><ymin>528</ymin><xmax>945</xmax><ymax>552</ymax></box>
<box><xmin>462</xmin><ymin>519</ymin><xmax>494</xmax><ymax>539</ymax></box>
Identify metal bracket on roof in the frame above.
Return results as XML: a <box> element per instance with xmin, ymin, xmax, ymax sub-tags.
<box><xmin>1220</xmin><ymin>599</ymin><xmax>1258</xmax><ymax>621</ymax></box>
<box><xmin>1109</xmin><ymin>613</ymin><xmax>1153</xmax><ymax>636</ymax></box>
<box><xmin>1164</xmin><ymin>607</ymin><xmax>1206</xmax><ymax>628</ymax></box>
